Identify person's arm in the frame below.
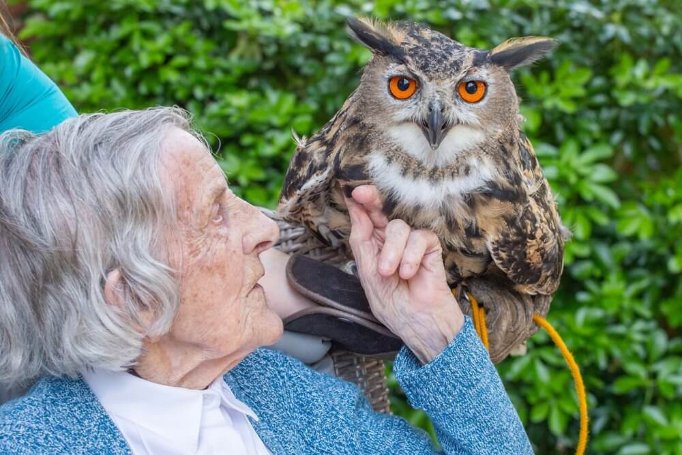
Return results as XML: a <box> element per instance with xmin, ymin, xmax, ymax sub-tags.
<box><xmin>234</xmin><ymin>318</ymin><xmax>531</xmax><ymax>454</ymax></box>
<box><xmin>260</xmin><ymin>247</ymin><xmax>316</xmax><ymax>319</ymax></box>
<box><xmin>345</xmin><ymin>185</ymin><xmax>463</xmax><ymax>363</ymax></box>
<box><xmin>345</xmin><ymin>185</ymin><xmax>532</xmax><ymax>453</ymax></box>
<box><xmin>390</xmin><ymin>317</ymin><xmax>533</xmax><ymax>454</ymax></box>
<box><xmin>0</xmin><ymin>34</ymin><xmax>76</xmax><ymax>133</ymax></box>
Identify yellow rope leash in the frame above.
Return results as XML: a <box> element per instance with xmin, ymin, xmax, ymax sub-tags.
<box><xmin>467</xmin><ymin>294</ymin><xmax>588</xmax><ymax>455</ymax></box>
<box><xmin>467</xmin><ymin>292</ymin><xmax>489</xmax><ymax>349</ymax></box>
<box><xmin>532</xmin><ymin>314</ymin><xmax>589</xmax><ymax>455</ymax></box>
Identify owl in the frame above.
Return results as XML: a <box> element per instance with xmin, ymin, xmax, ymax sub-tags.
<box><xmin>278</xmin><ymin>17</ymin><xmax>568</xmax><ymax>362</ymax></box>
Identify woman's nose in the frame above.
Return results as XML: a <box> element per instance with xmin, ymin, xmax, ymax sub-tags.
<box><xmin>242</xmin><ymin>204</ymin><xmax>280</xmax><ymax>254</ymax></box>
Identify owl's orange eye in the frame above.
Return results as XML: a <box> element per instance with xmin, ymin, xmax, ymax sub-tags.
<box><xmin>457</xmin><ymin>80</ymin><xmax>487</xmax><ymax>103</ymax></box>
<box><xmin>388</xmin><ymin>76</ymin><xmax>418</xmax><ymax>100</ymax></box>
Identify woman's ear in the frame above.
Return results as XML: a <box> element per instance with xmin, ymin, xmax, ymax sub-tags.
<box><xmin>490</xmin><ymin>37</ymin><xmax>557</xmax><ymax>71</ymax></box>
<box><xmin>104</xmin><ymin>269</ymin><xmax>125</xmax><ymax>308</ymax></box>
<box><xmin>104</xmin><ymin>268</ymin><xmax>157</xmax><ymax>333</ymax></box>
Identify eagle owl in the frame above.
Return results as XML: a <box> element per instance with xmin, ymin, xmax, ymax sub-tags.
<box><xmin>278</xmin><ymin>17</ymin><xmax>567</xmax><ymax>362</ymax></box>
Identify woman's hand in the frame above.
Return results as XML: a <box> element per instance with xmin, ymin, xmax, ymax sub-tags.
<box><xmin>346</xmin><ymin>185</ymin><xmax>465</xmax><ymax>364</ymax></box>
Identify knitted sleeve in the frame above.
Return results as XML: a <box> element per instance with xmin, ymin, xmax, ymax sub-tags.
<box><xmin>228</xmin><ymin>316</ymin><xmax>532</xmax><ymax>454</ymax></box>
<box><xmin>0</xmin><ymin>34</ymin><xmax>76</xmax><ymax>133</ymax></box>
<box><xmin>392</xmin><ymin>316</ymin><xmax>534</xmax><ymax>454</ymax></box>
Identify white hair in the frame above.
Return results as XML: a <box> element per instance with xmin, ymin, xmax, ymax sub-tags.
<box><xmin>0</xmin><ymin>107</ymin><xmax>197</xmax><ymax>388</ymax></box>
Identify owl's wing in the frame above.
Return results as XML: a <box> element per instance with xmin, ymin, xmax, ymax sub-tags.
<box><xmin>278</xmin><ymin>136</ymin><xmax>337</xmax><ymax>234</ymax></box>
<box><xmin>278</xmin><ymin>101</ymin><xmax>374</xmax><ymax>246</ymax></box>
<box><xmin>485</xmin><ymin>135</ymin><xmax>566</xmax><ymax>295</ymax></box>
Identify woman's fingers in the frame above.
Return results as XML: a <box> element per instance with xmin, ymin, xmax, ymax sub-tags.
<box><xmin>399</xmin><ymin>231</ymin><xmax>429</xmax><ymax>280</ymax></box>
<box><xmin>348</xmin><ymin>185</ymin><xmax>445</xmax><ymax>281</ymax></box>
<box><xmin>399</xmin><ymin>230</ymin><xmax>443</xmax><ymax>280</ymax></box>
<box><xmin>419</xmin><ymin>231</ymin><xmax>445</xmax><ymax>273</ymax></box>
<box><xmin>351</xmin><ymin>185</ymin><xmax>388</xmax><ymax>229</ymax></box>
<box><xmin>378</xmin><ymin>220</ymin><xmax>411</xmax><ymax>276</ymax></box>
<box><xmin>347</xmin><ymin>197</ymin><xmax>380</xmax><ymax>283</ymax></box>
<box><xmin>347</xmin><ymin>197</ymin><xmax>373</xmax><ymax>244</ymax></box>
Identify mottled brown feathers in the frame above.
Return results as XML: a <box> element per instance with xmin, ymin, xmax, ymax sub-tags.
<box><xmin>346</xmin><ymin>17</ymin><xmax>406</xmax><ymax>62</ymax></box>
<box><xmin>490</xmin><ymin>36</ymin><xmax>557</xmax><ymax>71</ymax></box>
<box><xmin>278</xmin><ymin>18</ymin><xmax>565</xmax><ymax>362</ymax></box>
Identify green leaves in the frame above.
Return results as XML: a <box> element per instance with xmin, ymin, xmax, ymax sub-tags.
<box><xmin>16</xmin><ymin>0</ymin><xmax>682</xmax><ymax>453</ymax></box>
<box><xmin>617</xmin><ymin>203</ymin><xmax>655</xmax><ymax>240</ymax></box>
<box><xmin>521</xmin><ymin>61</ymin><xmax>592</xmax><ymax>114</ymax></box>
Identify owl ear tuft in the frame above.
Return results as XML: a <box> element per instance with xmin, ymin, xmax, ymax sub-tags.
<box><xmin>490</xmin><ymin>37</ymin><xmax>556</xmax><ymax>71</ymax></box>
<box><xmin>346</xmin><ymin>17</ymin><xmax>405</xmax><ymax>61</ymax></box>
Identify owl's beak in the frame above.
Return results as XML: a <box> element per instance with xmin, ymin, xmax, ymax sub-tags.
<box><xmin>420</xmin><ymin>101</ymin><xmax>450</xmax><ymax>150</ymax></box>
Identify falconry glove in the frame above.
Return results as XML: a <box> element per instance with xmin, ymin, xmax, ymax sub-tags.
<box><xmin>283</xmin><ymin>254</ymin><xmax>403</xmax><ymax>357</ymax></box>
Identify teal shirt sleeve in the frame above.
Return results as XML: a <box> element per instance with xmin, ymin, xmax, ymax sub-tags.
<box><xmin>0</xmin><ymin>34</ymin><xmax>77</xmax><ymax>133</ymax></box>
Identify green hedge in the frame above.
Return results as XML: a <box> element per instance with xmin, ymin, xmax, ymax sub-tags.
<box><xmin>16</xmin><ymin>0</ymin><xmax>682</xmax><ymax>453</ymax></box>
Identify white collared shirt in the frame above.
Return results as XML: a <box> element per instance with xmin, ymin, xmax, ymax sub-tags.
<box><xmin>82</xmin><ymin>368</ymin><xmax>271</xmax><ymax>455</ymax></box>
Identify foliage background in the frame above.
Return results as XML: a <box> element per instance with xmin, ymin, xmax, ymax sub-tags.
<box><xmin>11</xmin><ymin>0</ymin><xmax>682</xmax><ymax>453</ymax></box>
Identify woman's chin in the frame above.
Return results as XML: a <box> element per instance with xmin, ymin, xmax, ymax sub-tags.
<box><xmin>244</xmin><ymin>284</ymin><xmax>285</xmax><ymax>348</ymax></box>
<box><xmin>248</xmin><ymin>308</ymin><xmax>284</xmax><ymax>350</ymax></box>
<box><xmin>260</xmin><ymin>311</ymin><xmax>285</xmax><ymax>347</ymax></box>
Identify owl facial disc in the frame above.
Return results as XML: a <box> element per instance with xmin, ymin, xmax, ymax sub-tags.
<box><xmin>420</xmin><ymin>100</ymin><xmax>451</xmax><ymax>150</ymax></box>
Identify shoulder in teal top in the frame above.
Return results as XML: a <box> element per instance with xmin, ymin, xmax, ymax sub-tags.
<box><xmin>0</xmin><ymin>34</ymin><xmax>76</xmax><ymax>133</ymax></box>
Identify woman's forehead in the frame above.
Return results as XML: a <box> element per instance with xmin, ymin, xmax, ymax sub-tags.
<box><xmin>160</xmin><ymin>128</ymin><xmax>225</xmax><ymax>206</ymax></box>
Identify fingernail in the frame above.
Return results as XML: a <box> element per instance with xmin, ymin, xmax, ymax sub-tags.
<box><xmin>401</xmin><ymin>264</ymin><xmax>413</xmax><ymax>275</ymax></box>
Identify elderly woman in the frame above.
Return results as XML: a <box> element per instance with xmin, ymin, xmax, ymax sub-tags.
<box><xmin>0</xmin><ymin>108</ymin><xmax>532</xmax><ymax>454</ymax></box>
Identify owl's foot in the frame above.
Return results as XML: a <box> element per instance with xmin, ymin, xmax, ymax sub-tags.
<box><xmin>317</xmin><ymin>224</ymin><xmax>346</xmax><ymax>250</ymax></box>
<box><xmin>455</xmin><ymin>279</ymin><xmax>551</xmax><ymax>363</ymax></box>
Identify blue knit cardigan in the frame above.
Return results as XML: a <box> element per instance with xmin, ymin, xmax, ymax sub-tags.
<box><xmin>0</xmin><ymin>318</ymin><xmax>532</xmax><ymax>454</ymax></box>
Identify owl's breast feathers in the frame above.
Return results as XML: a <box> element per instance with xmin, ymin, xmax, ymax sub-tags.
<box><xmin>280</xmin><ymin>119</ymin><xmax>565</xmax><ymax>296</ymax></box>
<box><xmin>359</xmin><ymin>131</ymin><xmax>565</xmax><ymax>296</ymax></box>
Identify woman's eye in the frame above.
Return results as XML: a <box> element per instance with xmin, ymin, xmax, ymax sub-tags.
<box><xmin>211</xmin><ymin>203</ymin><xmax>224</xmax><ymax>224</ymax></box>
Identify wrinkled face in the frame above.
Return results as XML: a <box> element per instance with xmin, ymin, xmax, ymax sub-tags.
<box><xmin>156</xmin><ymin>128</ymin><xmax>282</xmax><ymax>364</ymax></box>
